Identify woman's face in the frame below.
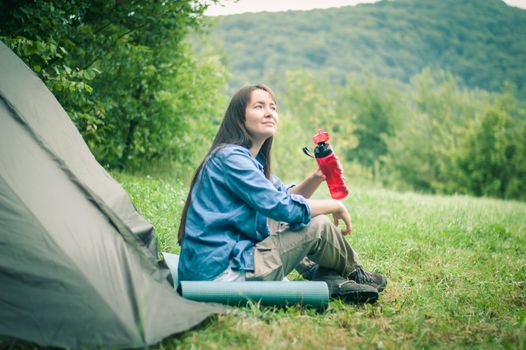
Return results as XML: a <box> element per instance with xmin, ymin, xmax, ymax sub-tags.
<box><xmin>244</xmin><ymin>89</ymin><xmax>278</xmax><ymax>142</ymax></box>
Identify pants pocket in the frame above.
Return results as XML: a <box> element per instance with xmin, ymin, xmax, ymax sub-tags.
<box><xmin>248</xmin><ymin>239</ymin><xmax>284</xmax><ymax>281</ymax></box>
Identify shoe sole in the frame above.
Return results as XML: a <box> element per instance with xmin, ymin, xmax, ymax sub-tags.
<box><xmin>352</xmin><ymin>283</ymin><xmax>385</xmax><ymax>293</ymax></box>
<box><xmin>335</xmin><ymin>290</ymin><xmax>379</xmax><ymax>304</ymax></box>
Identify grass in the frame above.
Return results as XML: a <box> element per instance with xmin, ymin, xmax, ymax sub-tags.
<box><xmin>114</xmin><ymin>172</ymin><xmax>526</xmax><ymax>350</ymax></box>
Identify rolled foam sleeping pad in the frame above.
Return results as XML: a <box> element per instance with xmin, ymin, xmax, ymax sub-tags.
<box><xmin>179</xmin><ymin>281</ymin><xmax>330</xmax><ymax>310</ymax></box>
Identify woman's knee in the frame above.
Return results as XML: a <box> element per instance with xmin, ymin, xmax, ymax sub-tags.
<box><xmin>306</xmin><ymin>215</ymin><xmax>335</xmax><ymax>240</ymax></box>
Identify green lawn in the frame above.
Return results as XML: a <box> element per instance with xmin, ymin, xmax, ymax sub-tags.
<box><xmin>115</xmin><ymin>173</ymin><xmax>526</xmax><ymax>350</ymax></box>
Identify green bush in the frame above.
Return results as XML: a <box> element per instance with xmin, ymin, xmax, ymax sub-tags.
<box><xmin>454</xmin><ymin>94</ymin><xmax>526</xmax><ymax>200</ymax></box>
<box><xmin>275</xmin><ymin>68</ymin><xmax>526</xmax><ymax>200</ymax></box>
<box><xmin>0</xmin><ymin>1</ymin><xmax>226</xmax><ymax>170</ymax></box>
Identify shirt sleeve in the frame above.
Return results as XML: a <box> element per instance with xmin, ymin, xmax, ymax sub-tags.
<box><xmin>219</xmin><ymin>148</ymin><xmax>311</xmax><ymax>230</ymax></box>
<box><xmin>271</xmin><ymin>174</ymin><xmax>296</xmax><ymax>194</ymax></box>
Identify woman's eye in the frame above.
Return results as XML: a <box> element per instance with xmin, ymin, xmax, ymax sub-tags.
<box><xmin>254</xmin><ymin>105</ymin><xmax>262</xmax><ymax>109</ymax></box>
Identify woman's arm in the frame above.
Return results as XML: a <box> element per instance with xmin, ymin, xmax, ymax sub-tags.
<box><xmin>306</xmin><ymin>199</ymin><xmax>352</xmax><ymax>235</ymax></box>
<box><xmin>290</xmin><ymin>169</ymin><xmax>325</xmax><ymax>199</ymax></box>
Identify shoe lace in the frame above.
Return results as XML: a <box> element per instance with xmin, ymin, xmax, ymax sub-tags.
<box><xmin>354</xmin><ymin>266</ymin><xmax>373</xmax><ymax>284</ymax></box>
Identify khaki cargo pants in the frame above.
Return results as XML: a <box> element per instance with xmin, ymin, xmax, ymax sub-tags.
<box><xmin>245</xmin><ymin>215</ymin><xmax>360</xmax><ymax>281</ymax></box>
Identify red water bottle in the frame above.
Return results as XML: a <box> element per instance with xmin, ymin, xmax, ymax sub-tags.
<box><xmin>313</xmin><ymin>129</ymin><xmax>349</xmax><ymax>200</ymax></box>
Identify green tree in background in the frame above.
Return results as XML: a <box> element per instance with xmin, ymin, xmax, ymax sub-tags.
<box><xmin>384</xmin><ymin>70</ymin><xmax>526</xmax><ymax>200</ymax></box>
<box><xmin>272</xmin><ymin>67</ymin><xmax>526</xmax><ymax>200</ymax></box>
<box><xmin>454</xmin><ymin>90</ymin><xmax>526</xmax><ymax>200</ymax></box>
<box><xmin>273</xmin><ymin>70</ymin><xmax>357</xmax><ymax>181</ymax></box>
<box><xmin>281</xmin><ymin>70</ymin><xmax>337</xmax><ymax>131</ymax></box>
<box><xmin>0</xmin><ymin>0</ymin><xmax>226</xmax><ymax>170</ymax></box>
<box><xmin>337</xmin><ymin>75</ymin><xmax>400</xmax><ymax>180</ymax></box>
<box><xmin>386</xmin><ymin>70</ymin><xmax>482</xmax><ymax>192</ymax></box>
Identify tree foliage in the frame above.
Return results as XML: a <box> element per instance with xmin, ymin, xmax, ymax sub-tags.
<box><xmin>336</xmin><ymin>75</ymin><xmax>400</xmax><ymax>179</ymax></box>
<box><xmin>381</xmin><ymin>70</ymin><xmax>526</xmax><ymax>200</ymax></box>
<box><xmin>386</xmin><ymin>70</ymin><xmax>481</xmax><ymax>192</ymax></box>
<box><xmin>274</xmin><ymin>68</ymin><xmax>526</xmax><ymax>201</ymax></box>
<box><xmin>208</xmin><ymin>0</ymin><xmax>526</xmax><ymax>98</ymax></box>
<box><xmin>453</xmin><ymin>93</ymin><xmax>526</xmax><ymax>199</ymax></box>
<box><xmin>204</xmin><ymin>0</ymin><xmax>526</xmax><ymax>200</ymax></box>
<box><xmin>272</xmin><ymin>70</ymin><xmax>357</xmax><ymax>181</ymax></box>
<box><xmin>3</xmin><ymin>1</ymin><xmax>523</xmax><ymax>201</ymax></box>
<box><xmin>0</xmin><ymin>0</ymin><xmax>226</xmax><ymax>169</ymax></box>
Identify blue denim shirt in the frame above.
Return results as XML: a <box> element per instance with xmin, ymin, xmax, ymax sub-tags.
<box><xmin>178</xmin><ymin>144</ymin><xmax>311</xmax><ymax>281</ymax></box>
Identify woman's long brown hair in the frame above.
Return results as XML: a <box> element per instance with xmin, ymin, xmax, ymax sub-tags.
<box><xmin>177</xmin><ymin>84</ymin><xmax>277</xmax><ymax>243</ymax></box>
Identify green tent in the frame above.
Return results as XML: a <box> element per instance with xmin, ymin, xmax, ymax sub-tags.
<box><xmin>0</xmin><ymin>41</ymin><xmax>224</xmax><ymax>348</ymax></box>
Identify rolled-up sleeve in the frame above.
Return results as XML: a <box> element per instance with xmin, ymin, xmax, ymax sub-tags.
<box><xmin>220</xmin><ymin>148</ymin><xmax>311</xmax><ymax>230</ymax></box>
<box><xmin>271</xmin><ymin>175</ymin><xmax>296</xmax><ymax>194</ymax></box>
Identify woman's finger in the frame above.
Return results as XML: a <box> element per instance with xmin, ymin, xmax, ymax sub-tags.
<box><xmin>343</xmin><ymin>215</ymin><xmax>352</xmax><ymax>235</ymax></box>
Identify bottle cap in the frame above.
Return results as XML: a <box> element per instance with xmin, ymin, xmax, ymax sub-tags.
<box><xmin>313</xmin><ymin>129</ymin><xmax>330</xmax><ymax>144</ymax></box>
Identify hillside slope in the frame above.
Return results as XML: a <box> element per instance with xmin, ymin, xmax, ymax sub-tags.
<box><xmin>207</xmin><ymin>0</ymin><xmax>526</xmax><ymax>96</ymax></box>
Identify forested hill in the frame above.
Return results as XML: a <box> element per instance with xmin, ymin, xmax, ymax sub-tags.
<box><xmin>207</xmin><ymin>0</ymin><xmax>526</xmax><ymax>96</ymax></box>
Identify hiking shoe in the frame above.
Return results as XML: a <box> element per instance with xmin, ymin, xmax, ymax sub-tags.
<box><xmin>310</xmin><ymin>266</ymin><xmax>379</xmax><ymax>304</ymax></box>
<box><xmin>348</xmin><ymin>265</ymin><xmax>387</xmax><ymax>292</ymax></box>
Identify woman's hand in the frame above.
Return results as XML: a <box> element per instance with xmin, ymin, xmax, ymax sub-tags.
<box><xmin>313</xmin><ymin>167</ymin><xmax>325</xmax><ymax>181</ymax></box>
<box><xmin>306</xmin><ymin>199</ymin><xmax>353</xmax><ymax>235</ymax></box>
<box><xmin>332</xmin><ymin>200</ymin><xmax>352</xmax><ymax>235</ymax></box>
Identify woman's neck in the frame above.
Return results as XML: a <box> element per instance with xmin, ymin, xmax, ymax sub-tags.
<box><xmin>249</xmin><ymin>138</ymin><xmax>265</xmax><ymax>157</ymax></box>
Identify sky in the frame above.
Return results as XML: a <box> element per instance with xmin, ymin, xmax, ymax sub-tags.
<box><xmin>205</xmin><ymin>0</ymin><xmax>526</xmax><ymax>16</ymax></box>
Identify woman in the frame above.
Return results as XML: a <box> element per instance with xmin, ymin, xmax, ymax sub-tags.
<box><xmin>177</xmin><ymin>84</ymin><xmax>386</xmax><ymax>303</ymax></box>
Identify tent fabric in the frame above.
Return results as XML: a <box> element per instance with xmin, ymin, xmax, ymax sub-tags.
<box><xmin>0</xmin><ymin>41</ymin><xmax>224</xmax><ymax>349</ymax></box>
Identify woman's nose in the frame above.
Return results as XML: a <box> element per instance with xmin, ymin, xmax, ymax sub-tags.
<box><xmin>265</xmin><ymin>107</ymin><xmax>276</xmax><ymax>116</ymax></box>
